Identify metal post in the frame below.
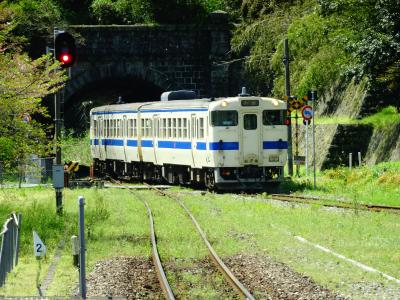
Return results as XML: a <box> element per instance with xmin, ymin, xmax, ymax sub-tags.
<box><xmin>358</xmin><ymin>152</ymin><xmax>361</xmax><ymax>167</ymax></box>
<box><xmin>295</xmin><ymin>110</ymin><xmax>300</xmax><ymax>177</ymax></box>
<box><xmin>305</xmin><ymin>120</ymin><xmax>309</xmax><ymax>177</ymax></box>
<box><xmin>349</xmin><ymin>153</ymin><xmax>353</xmax><ymax>170</ymax></box>
<box><xmin>283</xmin><ymin>39</ymin><xmax>293</xmax><ymax>176</ymax></box>
<box><xmin>78</xmin><ymin>196</ymin><xmax>86</xmax><ymax>299</ymax></box>
<box><xmin>53</xmin><ymin>29</ymin><xmax>63</xmax><ymax>215</ymax></box>
<box><xmin>311</xmin><ymin>91</ymin><xmax>317</xmax><ymax>190</ymax></box>
<box><xmin>15</xmin><ymin>214</ymin><xmax>21</xmax><ymax>266</ymax></box>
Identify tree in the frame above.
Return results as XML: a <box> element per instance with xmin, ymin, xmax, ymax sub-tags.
<box><xmin>0</xmin><ymin>5</ymin><xmax>67</xmax><ymax>169</ymax></box>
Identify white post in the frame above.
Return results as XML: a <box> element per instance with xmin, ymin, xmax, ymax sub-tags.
<box><xmin>305</xmin><ymin>120</ymin><xmax>309</xmax><ymax>177</ymax></box>
<box><xmin>78</xmin><ymin>196</ymin><xmax>86</xmax><ymax>299</ymax></box>
<box><xmin>311</xmin><ymin>91</ymin><xmax>317</xmax><ymax>190</ymax></box>
<box><xmin>358</xmin><ymin>152</ymin><xmax>361</xmax><ymax>167</ymax></box>
<box><xmin>349</xmin><ymin>153</ymin><xmax>353</xmax><ymax>170</ymax></box>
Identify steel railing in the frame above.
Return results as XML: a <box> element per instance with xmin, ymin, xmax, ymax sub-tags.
<box><xmin>0</xmin><ymin>213</ymin><xmax>22</xmax><ymax>287</ymax></box>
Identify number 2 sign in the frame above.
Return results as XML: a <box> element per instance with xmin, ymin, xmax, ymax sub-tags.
<box><xmin>33</xmin><ymin>231</ymin><xmax>46</xmax><ymax>257</ymax></box>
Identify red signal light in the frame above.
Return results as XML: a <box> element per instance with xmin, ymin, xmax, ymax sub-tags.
<box><xmin>284</xmin><ymin>118</ymin><xmax>291</xmax><ymax>125</ymax></box>
<box><xmin>61</xmin><ymin>54</ymin><xmax>71</xmax><ymax>63</ymax></box>
<box><xmin>55</xmin><ymin>32</ymin><xmax>76</xmax><ymax>68</ymax></box>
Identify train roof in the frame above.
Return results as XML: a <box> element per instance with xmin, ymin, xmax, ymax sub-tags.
<box><xmin>90</xmin><ymin>96</ymin><xmax>286</xmax><ymax>114</ymax></box>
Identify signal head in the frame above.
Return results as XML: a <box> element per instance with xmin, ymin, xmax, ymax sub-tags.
<box><xmin>55</xmin><ymin>31</ymin><xmax>76</xmax><ymax>68</ymax></box>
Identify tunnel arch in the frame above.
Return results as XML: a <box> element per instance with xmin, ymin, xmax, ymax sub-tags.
<box><xmin>63</xmin><ymin>64</ymin><xmax>173</xmax><ymax>133</ymax></box>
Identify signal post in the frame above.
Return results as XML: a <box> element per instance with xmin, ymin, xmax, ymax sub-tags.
<box><xmin>52</xmin><ymin>29</ymin><xmax>76</xmax><ymax>214</ymax></box>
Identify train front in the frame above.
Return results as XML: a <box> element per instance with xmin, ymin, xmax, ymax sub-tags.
<box><xmin>207</xmin><ymin>95</ymin><xmax>288</xmax><ymax>190</ymax></box>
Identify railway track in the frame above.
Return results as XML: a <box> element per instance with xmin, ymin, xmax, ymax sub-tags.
<box><xmin>110</xmin><ymin>179</ymin><xmax>256</xmax><ymax>299</ymax></box>
<box><xmin>270</xmin><ymin>194</ymin><xmax>400</xmax><ymax>213</ymax></box>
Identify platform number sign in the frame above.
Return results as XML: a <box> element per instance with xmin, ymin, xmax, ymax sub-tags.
<box><xmin>33</xmin><ymin>231</ymin><xmax>46</xmax><ymax>258</ymax></box>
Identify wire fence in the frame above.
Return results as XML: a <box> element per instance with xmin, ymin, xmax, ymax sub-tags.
<box><xmin>0</xmin><ymin>157</ymin><xmax>54</xmax><ymax>187</ymax></box>
<box><xmin>0</xmin><ymin>213</ymin><xmax>22</xmax><ymax>287</ymax></box>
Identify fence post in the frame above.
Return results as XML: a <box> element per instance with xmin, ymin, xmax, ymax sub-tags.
<box><xmin>78</xmin><ymin>196</ymin><xmax>87</xmax><ymax>299</ymax></box>
<box><xmin>358</xmin><ymin>152</ymin><xmax>362</xmax><ymax>167</ymax></box>
<box><xmin>15</xmin><ymin>214</ymin><xmax>21</xmax><ymax>266</ymax></box>
<box><xmin>349</xmin><ymin>153</ymin><xmax>353</xmax><ymax>170</ymax></box>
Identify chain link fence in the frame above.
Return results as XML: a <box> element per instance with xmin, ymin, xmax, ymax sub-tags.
<box><xmin>0</xmin><ymin>213</ymin><xmax>22</xmax><ymax>287</ymax></box>
<box><xmin>0</xmin><ymin>157</ymin><xmax>54</xmax><ymax>187</ymax></box>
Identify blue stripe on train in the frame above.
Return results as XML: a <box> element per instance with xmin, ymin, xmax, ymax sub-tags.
<box><xmin>92</xmin><ymin>139</ymin><xmax>288</xmax><ymax>150</ymax></box>
<box><xmin>158</xmin><ymin>141</ymin><xmax>192</xmax><ymax>149</ymax></box>
<box><xmin>209</xmin><ymin>142</ymin><xmax>239</xmax><ymax>150</ymax></box>
<box><xmin>263</xmin><ymin>141</ymin><xmax>288</xmax><ymax>149</ymax></box>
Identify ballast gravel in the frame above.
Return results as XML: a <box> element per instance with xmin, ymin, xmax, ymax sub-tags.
<box><xmin>82</xmin><ymin>254</ymin><xmax>348</xmax><ymax>299</ymax></box>
<box><xmin>83</xmin><ymin>256</ymin><xmax>163</xmax><ymax>299</ymax></box>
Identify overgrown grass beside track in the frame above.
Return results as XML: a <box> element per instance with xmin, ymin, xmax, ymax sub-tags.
<box><xmin>0</xmin><ymin>162</ymin><xmax>399</xmax><ymax>298</ymax></box>
<box><xmin>284</xmin><ymin>161</ymin><xmax>400</xmax><ymax>206</ymax></box>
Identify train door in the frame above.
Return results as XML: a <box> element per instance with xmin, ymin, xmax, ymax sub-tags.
<box><xmin>152</xmin><ymin>115</ymin><xmax>159</xmax><ymax>164</ymax></box>
<box><xmin>190</xmin><ymin>114</ymin><xmax>197</xmax><ymax>167</ymax></box>
<box><xmin>123</xmin><ymin>115</ymin><xmax>128</xmax><ymax>162</ymax></box>
<box><xmin>240</xmin><ymin>112</ymin><xmax>261</xmax><ymax>165</ymax></box>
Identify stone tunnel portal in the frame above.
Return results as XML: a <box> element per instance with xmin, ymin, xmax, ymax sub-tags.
<box><xmin>64</xmin><ymin>76</ymin><xmax>164</xmax><ymax>133</ymax></box>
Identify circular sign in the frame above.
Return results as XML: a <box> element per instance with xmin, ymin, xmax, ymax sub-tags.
<box><xmin>301</xmin><ymin>105</ymin><xmax>313</xmax><ymax>120</ymax></box>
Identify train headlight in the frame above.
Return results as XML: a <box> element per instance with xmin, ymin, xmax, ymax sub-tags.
<box><xmin>221</xmin><ymin>101</ymin><xmax>228</xmax><ymax>107</ymax></box>
<box><xmin>273</xmin><ymin>99</ymin><xmax>279</xmax><ymax>107</ymax></box>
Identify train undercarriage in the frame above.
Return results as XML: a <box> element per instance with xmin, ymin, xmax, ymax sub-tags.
<box><xmin>93</xmin><ymin>158</ymin><xmax>284</xmax><ymax>191</ymax></box>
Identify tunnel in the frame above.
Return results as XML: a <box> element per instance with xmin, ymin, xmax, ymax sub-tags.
<box><xmin>63</xmin><ymin>76</ymin><xmax>164</xmax><ymax>134</ymax></box>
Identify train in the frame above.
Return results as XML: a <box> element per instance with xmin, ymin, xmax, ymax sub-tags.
<box><xmin>90</xmin><ymin>90</ymin><xmax>288</xmax><ymax>190</ymax></box>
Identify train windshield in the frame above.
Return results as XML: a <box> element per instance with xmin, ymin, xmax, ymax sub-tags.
<box><xmin>211</xmin><ymin>110</ymin><xmax>238</xmax><ymax>126</ymax></box>
<box><xmin>263</xmin><ymin>110</ymin><xmax>285</xmax><ymax>125</ymax></box>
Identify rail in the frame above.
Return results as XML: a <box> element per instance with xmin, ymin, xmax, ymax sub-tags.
<box><xmin>142</xmin><ymin>197</ymin><xmax>176</xmax><ymax>300</ymax></box>
<box><xmin>110</xmin><ymin>178</ymin><xmax>175</xmax><ymax>300</ymax></box>
<box><xmin>148</xmin><ymin>184</ymin><xmax>256</xmax><ymax>300</ymax></box>
<box><xmin>0</xmin><ymin>213</ymin><xmax>22</xmax><ymax>287</ymax></box>
<box><xmin>270</xmin><ymin>194</ymin><xmax>400</xmax><ymax>213</ymax></box>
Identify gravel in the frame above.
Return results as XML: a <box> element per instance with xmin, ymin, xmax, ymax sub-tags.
<box><xmin>81</xmin><ymin>254</ymin><xmax>347</xmax><ymax>299</ymax></box>
<box><xmin>83</xmin><ymin>256</ymin><xmax>163</xmax><ymax>299</ymax></box>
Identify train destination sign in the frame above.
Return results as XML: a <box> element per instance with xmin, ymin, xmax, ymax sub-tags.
<box><xmin>301</xmin><ymin>105</ymin><xmax>313</xmax><ymax>120</ymax></box>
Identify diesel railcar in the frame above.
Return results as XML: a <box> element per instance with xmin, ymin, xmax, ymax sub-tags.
<box><xmin>90</xmin><ymin>91</ymin><xmax>288</xmax><ymax>190</ymax></box>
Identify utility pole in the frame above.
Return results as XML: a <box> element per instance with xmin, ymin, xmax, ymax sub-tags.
<box><xmin>283</xmin><ymin>39</ymin><xmax>293</xmax><ymax>176</ymax></box>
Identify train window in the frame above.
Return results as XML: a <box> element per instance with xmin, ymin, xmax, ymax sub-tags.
<box><xmin>211</xmin><ymin>111</ymin><xmax>238</xmax><ymax>126</ymax></box>
<box><xmin>243</xmin><ymin>114</ymin><xmax>257</xmax><ymax>130</ymax></box>
<box><xmin>162</xmin><ymin>119</ymin><xmax>167</xmax><ymax>138</ymax></box>
<box><xmin>172</xmin><ymin>118</ymin><xmax>176</xmax><ymax>138</ymax></box>
<box><xmin>128</xmin><ymin>119</ymin><xmax>133</xmax><ymax>138</ymax></box>
<box><xmin>263</xmin><ymin>110</ymin><xmax>284</xmax><ymax>125</ymax></box>
<box><xmin>183</xmin><ymin>119</ymin><xmax>188</xmax><ymax>139</ymax></box>
<box><xmin>141</xmin><ymin>119</ymin><xmax>146</xmax><ymax>137</ymax></box>
<box><xmin>146</xmin><ymin>119</ymin><xmax>152</xmax><ymax>137</ymax></box>
<box><xmin>198</xmin><ymin>118</ymin><xmax>205</xmax><ymax>138</ymax></box>
<box><xmin>177</xmin><ymin>118</ymin><xmax>182</xmax><ymax>138</ymax></box>
<box><xmin>167</xmin><ymin>118</ymin><xmax>171</xmax><ymax>138</ymax></box>
<box><xmin>117</xmin><ymin>119</ymin><xmax>121</xmax><ymax>137</ymax></box>
<box><xmin>93</xmin><ymin>120</ymin><xmax>97</xmax><ymax>137</ymax></box>
<box><xmin>133</xmin><ymin>119</ymin><xmax>137</xmax><ymax>137</ymax></box>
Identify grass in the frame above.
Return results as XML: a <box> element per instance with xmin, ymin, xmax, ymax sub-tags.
<box><xmin>0</xmin><ymin>169</ymin><xmax>399</xmax><ymax>298</ymax></box>
<box><xmin>180</xmin><ymin>192</ymin><xmax>400</xmax><ymax>299</ymax></box>
<box><xmin>285</xmin><ymin>161</ymin><xmax>400</xmax><ymax>206</ymax></box>
<box><xmin>317</xmin><ymin>105</ymin><xmax>400</xmax><ymax>128</ymax></box>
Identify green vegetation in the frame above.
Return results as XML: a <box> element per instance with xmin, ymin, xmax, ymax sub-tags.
<box><xmin>0</xmin><ymin>5</ymin><xmax>66</xmax><ymax>170</ymax></box>
<box><xmin>282</xmin><ymin>161</ymin><xmax>400</xmax><ymax>206</ymax></box>
<box><xmin>317</xmin><ymin>105</ymin><xmax>400</xmax><ymax>128</ymax></box>
<box><xmin>61</xmin><ymin>132</ymin><xmax>91</xmax><ymax>165</ymax></box>
<box><xmin>1</xmin><ymin>185</ymin><xmax>398</xmax><ymax>298</ymax></box>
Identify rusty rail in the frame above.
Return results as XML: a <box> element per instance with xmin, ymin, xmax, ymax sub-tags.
<box><xmin>148</xmin><ymin>184</ymin><xmax>256</xmax><ymax>300</ymax></box>
<box><xmin>270</xmin><ymin>194</ymin><xmax>400</xmax><ymax>213</ymax></box>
